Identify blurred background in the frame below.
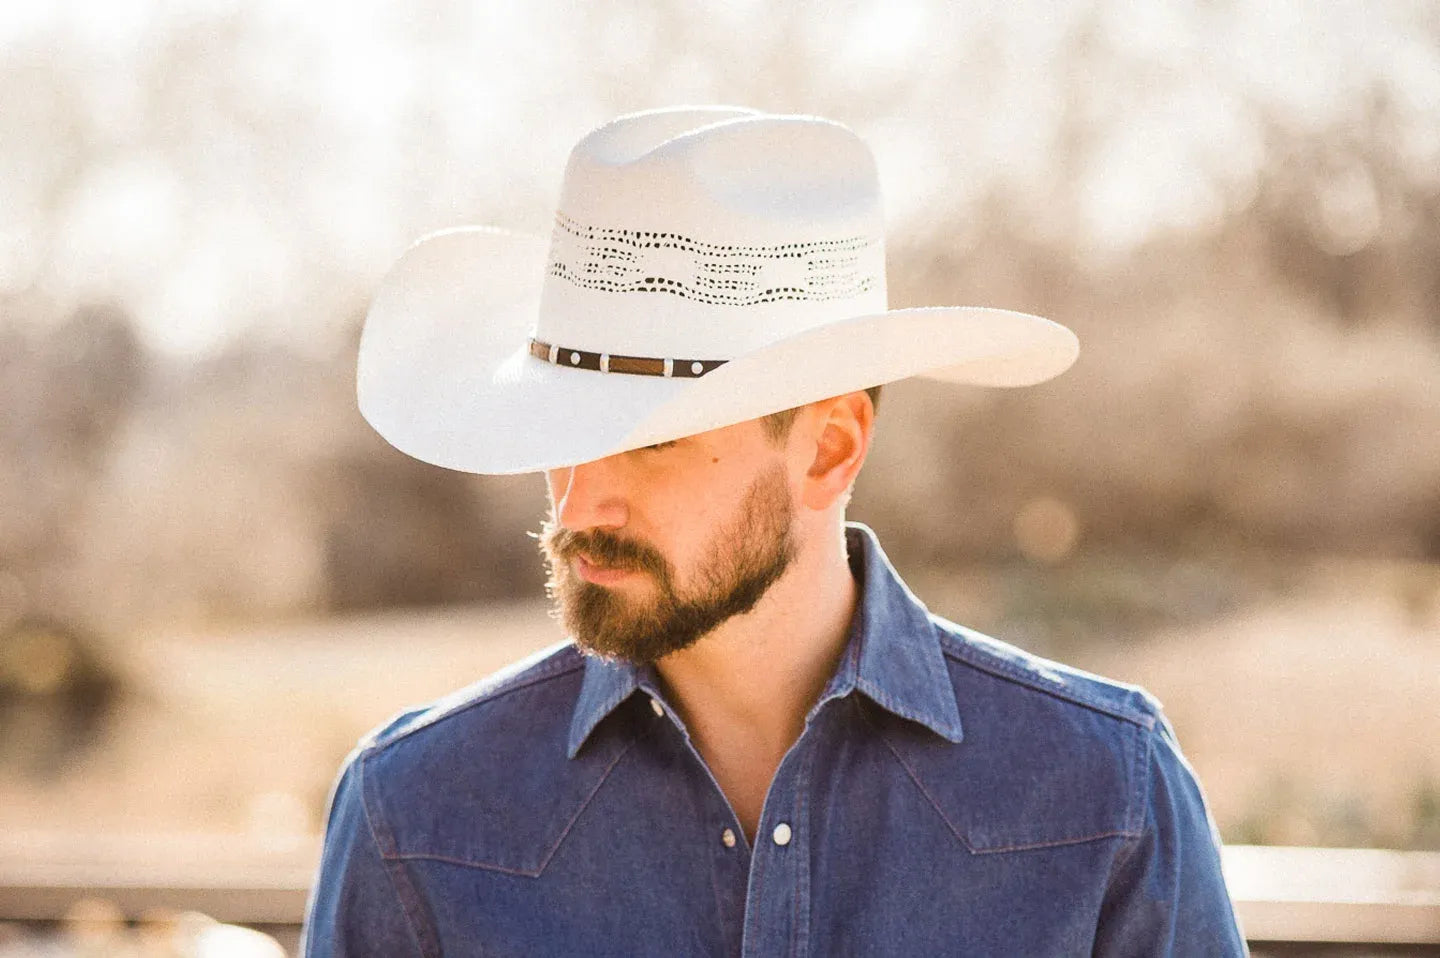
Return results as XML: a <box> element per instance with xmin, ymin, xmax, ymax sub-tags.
<box><xmin>2</xmin><ymin>0</ymin><xmax>1439</xmax><ymax>953</ymax></box>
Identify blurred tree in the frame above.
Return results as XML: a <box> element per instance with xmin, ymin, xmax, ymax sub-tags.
<box><xmin>3</xmin><ymin>0</ymin><xmax>1440</xmax><ymax>626</ymax></box>
<box><xmin>0</xmin><ymin>615</ymin><xmax>120</xmax><ymax>778</ymax></box>
<box><xmin>1250</xmin><ymin>92</ymin><xmax>1440</xmax><ymax>331</ymax></box>
<box><xmin>317</xmin><ymin>449</ymin><xmax>544</xmax><ymax>611</ymax></box>
<box><xmin>0</xmin><ymin>304</ymin><xmax>146</xmax><ymax>623</ymax></box>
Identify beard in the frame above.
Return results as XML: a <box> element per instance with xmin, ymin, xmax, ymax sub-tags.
<box><xmin>538</xmin><ymin>461</ymin><xmax>798</xmax><ymax>666</ymax></box>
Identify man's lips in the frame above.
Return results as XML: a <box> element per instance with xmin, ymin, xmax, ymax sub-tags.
<box><xmin>574</xmin><ymin>554</ymin><xmax>639</xmax><ymax>586</ymax></box>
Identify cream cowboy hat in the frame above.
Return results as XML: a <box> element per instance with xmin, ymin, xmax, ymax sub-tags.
<box><xmin>358</xmin><ymin>106</ymin><xmax>1078</xmax><ymax>475</ymax></box>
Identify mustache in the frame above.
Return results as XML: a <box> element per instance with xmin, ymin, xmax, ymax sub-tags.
<box><xmin>541</xmin><ymin>524</ymin><xmax>669</xmax><ymax>574</ymax></box>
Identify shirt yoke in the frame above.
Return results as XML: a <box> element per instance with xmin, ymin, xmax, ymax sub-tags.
<box><xmin>358</xmin><ymin>638</ymin><xmax>587</xmax><ymax>753</ymax></box>
<box><xmin>930</xmin><ymin>614</ymin><xmax>1161</xmax><ymax>732</ymax></box>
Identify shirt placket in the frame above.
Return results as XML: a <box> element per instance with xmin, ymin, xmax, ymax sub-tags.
<box><xmin>642</xmin><ymin>687</ymin><xmax>754</xmax><ymax>957</ymax></box>
<box><xmin>640</xmin><ymin>684</ymin><xmax>824</xmax><ymax>958</ymax></box>
<box><xmin>739</xmin><ymin>724</ymin><xmax>817</xmax><ymax>958</ymax></box>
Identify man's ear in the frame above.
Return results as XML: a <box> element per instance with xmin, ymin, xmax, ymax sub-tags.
<box><xmin>800</xmin><ymin>391</ymin><xmax>874</xmax><ymax>511</ymax></box>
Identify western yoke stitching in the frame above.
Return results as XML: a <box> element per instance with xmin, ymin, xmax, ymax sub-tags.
<box><xmin>933</xmin><ymin>625</ymin><xmax>1156</xmax><ymax>730</ymax></box>
<box><xmin>365</xmin><ymin>643</ymin><xmax>588</xmax><ymax>751</ymax></box>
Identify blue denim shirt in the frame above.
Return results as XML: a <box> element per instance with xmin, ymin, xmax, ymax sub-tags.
<box><xmin>303</xmin><ymin>524</ymin><xmax>1246</xmax><ymax>956</ymax></box>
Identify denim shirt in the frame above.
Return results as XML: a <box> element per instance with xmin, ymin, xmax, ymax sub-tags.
<box><xmin>303</xmin><ymin>524</ymin><xmax>1247</xmax><ymax>956</ymax></box>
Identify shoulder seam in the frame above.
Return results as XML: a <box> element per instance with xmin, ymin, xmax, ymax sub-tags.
<box><xmin>356</xmin><ymin>753</ymin><xmax>438</xmax><ymax>957</ymax></box>
<box><xmin>936</xmin><ymin>627</ymin><xmax>1156</xmax><ymax>730</ymax></box>
<box><xmin>366</xmin><ymin>644</ymin><xmax>587</xmax><ymax>751</ymax></box>
<box><xmin>1108</xmin><ymin>721</ymin><xmax>1156</xmax><ymax>886</ymax></box>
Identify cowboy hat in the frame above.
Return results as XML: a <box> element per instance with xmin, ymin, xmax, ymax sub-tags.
<box><xmin>357</xmin><ymin>106</ymin><xmax>1078</xmax><ymax>475</ymax></box>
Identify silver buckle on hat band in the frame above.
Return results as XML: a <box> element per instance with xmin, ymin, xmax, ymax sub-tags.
<box><xmin>528</xmin><ymin>338</ymin><xmax>725</xmax><ymax>378</ymax></box>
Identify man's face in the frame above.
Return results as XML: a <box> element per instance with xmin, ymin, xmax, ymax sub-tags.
<box><xmin>539</xmin><ymin>419</ymin><xmax>799</xmax><ymax>665</ymax></box>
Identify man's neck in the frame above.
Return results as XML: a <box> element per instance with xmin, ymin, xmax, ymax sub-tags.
<box><xmin>652</xmin><ymin>522</ymin><xmax>858</xmax><ymax>835</ymax></box>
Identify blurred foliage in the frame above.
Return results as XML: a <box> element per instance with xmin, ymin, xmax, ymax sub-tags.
<box><xmin>0</xmin><ymin>0</ymin><xmax>1438</xmax><ymax>852</ymax></box>
<box><xmin>0</xmin><ymin>0</ymin><xmax>1437</xmax><ymax>633</ymax></box>
<box><xmin>1231</xmin><ymin>773</ymin><xmax>1440</xmax><ymax>851</ymax></box>
<box><xmin>0</xmin><ymin>617</ymin><xmax>120</xmax><ymax>777</ymax></box>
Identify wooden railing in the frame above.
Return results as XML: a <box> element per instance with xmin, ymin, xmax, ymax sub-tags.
<box><xmin>1</xmin><ymin>833</ymin><xmax>1437</xmax><ymax>952</ymax></box>
<box><xmin>1224</xmin><ymin>844</ymin><xmax>1440</xmax><ymax>947</ymax></box>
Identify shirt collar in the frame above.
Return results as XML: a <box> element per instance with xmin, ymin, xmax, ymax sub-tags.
<box><xmin>567</xmin><ymin>521</ymin><xmax>964</xmax><ymax>758</ymax></box>
<box><xmin>567</xmin><ymin>653</ymin><xmax>648</xmax><ymax>758</ymax></box>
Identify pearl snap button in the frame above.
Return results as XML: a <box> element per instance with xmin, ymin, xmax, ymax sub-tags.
<box><xmin>721</xmin><ymin>828</ymin><xmax>736</xmax><ymax>848</ymax></box>
<box><xmin>649</xmin><ymin>697</ymin><xmax>664</xmax><ymax>716</ymax></box>
<box><xmin>772</xmin><ymin>822</ymin><xmax>792</xmax><ymax>846</ymax></box>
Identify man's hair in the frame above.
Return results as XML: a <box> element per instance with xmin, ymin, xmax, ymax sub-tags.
<box><xmin>760</xmin><ymin>385</ymin><xmax>882</xmax><ymax>444</ymax></box>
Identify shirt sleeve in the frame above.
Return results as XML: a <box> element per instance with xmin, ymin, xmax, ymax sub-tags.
<box><xmin>1093</xmin><ymin>706</ymin><xmax>1249</xmax><ymax>956</ymax></box>
<box><xmin>301</xmin><ymin>752</ymin><xmax>429</xmax><ymax>958</ymax></box>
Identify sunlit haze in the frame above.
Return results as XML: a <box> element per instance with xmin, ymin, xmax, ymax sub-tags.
<box><xmin>3</xmin><ymin>0</ymin><xmax>1437</xmax><ymax>357</ymax></box>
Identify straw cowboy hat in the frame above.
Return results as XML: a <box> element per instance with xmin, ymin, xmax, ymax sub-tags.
<box><xmin>357</xmin><ymin>106</ymin><xmax>1078</xmax><ymax>475</ymax></box>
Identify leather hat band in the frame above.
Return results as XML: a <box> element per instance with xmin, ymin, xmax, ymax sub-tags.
<box><xmin>529</xmin><ymin>338</ymin><xmax>727</xmax><ymax>378</ymax></box>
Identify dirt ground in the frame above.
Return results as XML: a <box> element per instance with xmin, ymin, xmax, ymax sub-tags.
<box><xmin>3</xmin><ymin>565</ymin><xmax>1438</xmax><ymax>852</ymax></box>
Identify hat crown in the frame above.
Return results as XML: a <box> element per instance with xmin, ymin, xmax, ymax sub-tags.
<box><xmin>357</xmin><ymin>106</ymin><xmax>1078</xmax><ymax>475</ymax></box>
<box><xmin>536</xmin><ymin>108</ymin><xmax>888</xmax><ymax>360</ymax></box>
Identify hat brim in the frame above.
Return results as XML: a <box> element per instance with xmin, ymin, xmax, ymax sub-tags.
<box><xmin>358</xmin><ymin>227</ymin><xmax>1078</xmax><ymax>475</ymax></box>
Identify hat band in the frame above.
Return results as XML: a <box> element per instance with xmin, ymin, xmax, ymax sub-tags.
<box><xmin>529</xmin><ymin>339</ymin><xmax>726</xmax><ymax>378</ymax></box>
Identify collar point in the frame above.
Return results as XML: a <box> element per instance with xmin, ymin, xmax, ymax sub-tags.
<box><xmin>936</xmin><ymin>722</ymin><xmax>965</xmax><ymax>745</ymax></box>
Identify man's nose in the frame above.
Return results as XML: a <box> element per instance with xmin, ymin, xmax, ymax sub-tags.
<box><xmin>548</xmin><ymin>458</ymin><xmax>630</xmax><ymax>531</ymax></box>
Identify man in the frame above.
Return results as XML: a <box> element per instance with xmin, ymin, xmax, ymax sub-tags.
<box><xmin>303</xmin><ymin>107</ymin><xmax>1246</xmax><ymax>956</ymax></box>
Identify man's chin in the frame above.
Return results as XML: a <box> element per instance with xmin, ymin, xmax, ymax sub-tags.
<box><xmin>556</xmin><ymin>587</ymin><xmax>658</xmax><ymax>658</ymax></box>
<box><xmin>568</xmin><ymin>623</ymin><xmax>672</xmax><ymax>667</ymax></box>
